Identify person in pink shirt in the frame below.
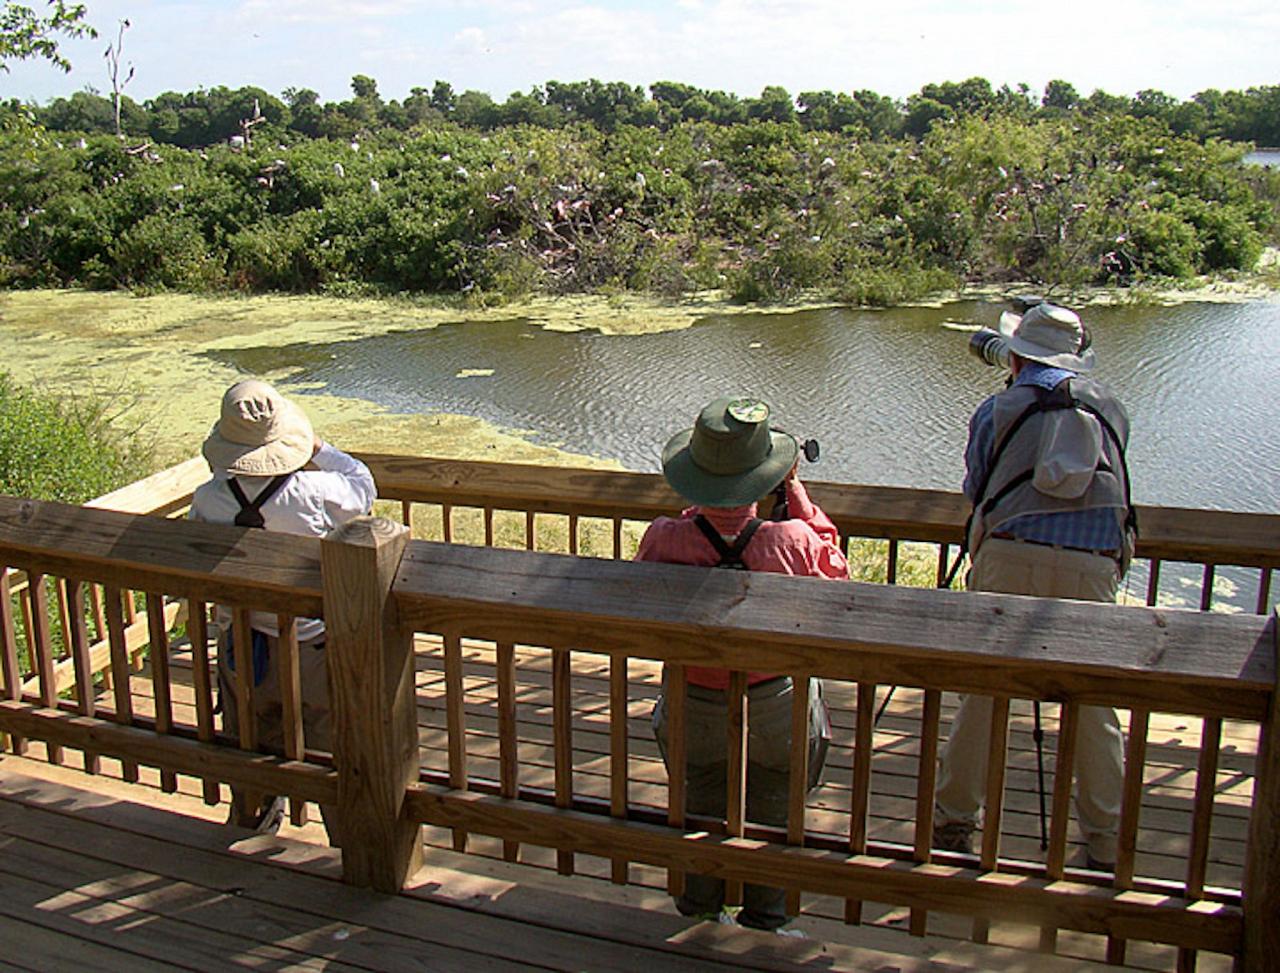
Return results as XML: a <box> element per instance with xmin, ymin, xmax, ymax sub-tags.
<box><xmin>637</xmin><ymin>396</ymin><xmax>849</xmax><ymax>934</ymax></box>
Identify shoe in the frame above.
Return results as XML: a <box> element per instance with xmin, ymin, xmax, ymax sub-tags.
<box><xmin>250</xmin><ymin>796</ymin><xmax>287</xmax><ymax>835</ymax></box>
<box><xmin>932</xmin><ymin>820</ymin><xmax>974</xmax><ymax>854</ymax></box>
<box><xmin>689</xmin><ymin>909</ymin><xmax>735</xmax><ymax>925</ymax></box>
<box><xmin>1085</xmin><ymin>852</ymin><xmax>1115</xmax><ymax>872</ymax></box>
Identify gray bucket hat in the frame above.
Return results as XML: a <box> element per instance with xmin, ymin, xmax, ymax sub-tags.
<box><xmin>661</xmin><ymin>397</ymin><xmax>799</xmax><ymax>508</ymax></box>
<box><xmin>202</xmin><ymin>379</ymin><xmax>315</xmax><ymax>476</ymax></box>
<box><xmin>997</xmin><ymin>303</ymin><xmax>1095</xmax><ymax>371</ymax></box>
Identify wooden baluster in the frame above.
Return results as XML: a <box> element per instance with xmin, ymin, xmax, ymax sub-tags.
<box><xmin>27</xmin><ymin>573</ymin><xmax>62</xmax><ymax>765</ymax></box>
<box><xmin>567</xmin><ymin>514</ymin><xmax>579</xmax><ymax>556</ymax></box>
<box><xmin>103</xmin><ymin>585</ymin><xmax>138</xmax><ymax>782</ymax></box>
<box><xmin>146</xmin><ymin>593</ymin><xmax>177</xmax><ymax>792</ymax></box>
<box><xmin>845</xmin><ymin>681</ymin><xmax>875</xmax><ymax>924</ymax></box>
<box><xmin>612</xmin><ymin>518</ymin><xmax>623</xmax><ymax>560</ymax></box>
<box><xmin>525</xmin><ymin>511</ymin><xmax>536</xmax><ymax>551</ymax></box>
<box><xmin>935</xmin><ymin>544</ymin><xmax>950</xmax><ymax>588</ymax></box>
<box><xmin>401</xmin><ymin>500</ymin><xmax>413</xmax><ymax>530</ymax></box>
<box><xmin>483</xmin><ymin>507</ymin><xmax>494</xmax><ymax>547</ymax></box>
<box><xmin>1107</xmin><ymin>708</ymin><xmax>1150</xmax><ymax>965</ymax></box>
<box><xmin>1146</xmin><ymin>559</ymin><xmax>1162</xmax><ymax>606</ymax></box>
<box><xmin>1176</xmin><ymin>717</ymin><xmax>1222</xmax><ymax>973</ymax></box>
<box><xmin>441</xmin><ymin>503</ymin><xmax>453</xmax><ymax>543</ymax></box>
<box><xmin>886</xmin><ymin>539</ymin><xmax>899</xmax><ymax>585</ymax></box>
<box><xmin>277</xmin><ymin>613</ymin><xmax>308</xmax><ymax>826</ymax></box>
<box><xmin>1041</xmin><ymin>701</ymin><xmax>1081</xmax><ymax>953</ymax></box>
<box><xmin>909</xmin><ymin>689</ymin><xmax>941</xmax><ymax>936</ymax></box>
<box><xmin>665</xmin><ymin>663</ymin><xmax>687</xmax><ymax>898</ymax></box>
<box><xmin>497</xmin><ymin>641</ymin><xmax>519</xmax><ymax>862</ymax></box>
<box><xmin>785</xmin><ymin>675</ymin><xmax>812</xmax><ymax>917</ymax></box>
<box><xmin>66</xmin><ymin>580</ymin><xmax>99</xmax><ymax>775</ymax></box>
<box><xmin>1200</xmin><ymin>565</ymin><xmax>1215</xmax><ymax>612</ymax></box>
<box><xmin>972</xmin><ymin>696</ymin><xmax>1010</xmax><ymax>944</ymax></box>
<box><xmin>724</xmin><ymin>670</ymin><xmax>748</xmax><ymax>906</ymax></box>
<box><xmin>553</xmin><ymin>646</ymin><xmax>574</xmax><ymax>875</ymax></box>
<box><xmin>1</xmin><ymin>567</ymin><xmax>27</xmax><ymax>754</ymax></box>
<box><xmin>231</xmin><ymin>605</ymin><xmax>258</xmax><ymax>819</ymax></box>
<box><xmin>1256</xmin><ymin>568</ymin><xmax>1273</xmax><ymax>615</ymax></box>
<box><xmin>54</xmin><ymin>578</ymin><xmax>73</xmax><ymax>666</ymax></box>
<box><xmin>122</xmin><ymin>589</ymin><xmax>140</xmax><ymax>674</ymax></box>
<box><xmin>89</xmin><ymin>584</ymin><xmax>111</xmax><ymax>694</ymax></box>
<box><xmin>188</xmin><ymin>601</ymin><xmax>219</xmax><ymax>804</ymax></box>
<box><xmin>444</xmin><ymin>630</ymin><xmax>468</xmax><ymax>852</ymax></box>
<box><xmin>610</xmin><ymin>654</ymin><xmax>629</xmax><ymax>884</ymax></box>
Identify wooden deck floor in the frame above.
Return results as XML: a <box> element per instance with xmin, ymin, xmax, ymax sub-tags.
<box><xmin>0</xmin><ymin>764</ymin><xmax>1135</xmax><ymax>972</ymax></box>
<box><xmin>3</xmin><ymin>634</ymin><xmax>1250</xmax><ymax>971</ymax></box>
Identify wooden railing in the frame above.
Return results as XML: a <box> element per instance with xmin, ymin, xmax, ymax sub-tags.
<box><xmin>357</xmin><ymin>454</ymin><xmax>1280</xmax><ymax>612</ymax></box>
<box><xmin>0</xmin><ymin>454</ymin><xmax>1277</xmax><ymax>970</ymax></box>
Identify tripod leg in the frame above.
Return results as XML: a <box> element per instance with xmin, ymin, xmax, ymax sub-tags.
<box><xmin>1033</xmin><ymin>701</ymin><xmax>1048</xmax><ymax>851</ymax></box>
<box><xmin>873</xmin><ymin>685</ymin><xmax>897</xmax><ymax>727</ymax></box>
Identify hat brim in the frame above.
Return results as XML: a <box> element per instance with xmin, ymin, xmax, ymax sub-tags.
<box><xmin>201</xmin><ymin>398</ymin><xmax>315</xmax><ymax>475</ymax></box>
<box><xmin>998</xmin><ymin>311</ymin><xmax>1096</xmax><ymax>372</ymax></box>
<box><xmin>661</xmin><ymin>428</ymin><xmax>798</xmax><ymax>508</ymax></box>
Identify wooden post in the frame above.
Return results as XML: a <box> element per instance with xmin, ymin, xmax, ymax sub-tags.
<box><xmin>321</xmin><ymin>516</ymin><xmax>421</xmax><ymax>893</ymax></box>
<box><xmin>1241</xmin><ymin>608</ymin><xmax>1279</xmax><ymax>971</ymax></box>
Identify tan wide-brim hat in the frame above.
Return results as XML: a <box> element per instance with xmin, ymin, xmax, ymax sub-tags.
<box><xmin>202</xmin><ymin>379</ymin><xmax>315</xmax><ymax>476</ymax></box>
<box><xmin>997</xmin><ymin>303</ymin><xmax>1095</xmax><ymax>371</ymax></box>
<box><xmin>661</xmin><ymin>397</ymin><xmax>799</xmax><ymax>508</ymax></box>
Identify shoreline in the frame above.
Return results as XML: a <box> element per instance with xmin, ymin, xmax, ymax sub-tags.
<box><xmin>2</xmin><ymin>274</ymin><xmax>1276</xmax><ymax>472</ymax></box>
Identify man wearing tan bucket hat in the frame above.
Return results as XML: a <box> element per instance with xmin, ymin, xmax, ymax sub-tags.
<box><xmin>636</xmin><ymin>396</ymin><xmax>848</xmax><ymax>935</ymax></box>
<box><xmin>933</xmin><ymin>303</ymin><xmax>1136</xmax><ymax>872</ymax></box>
<box><xmin>190</xmin><ymin>379</ymin><xmax>375</xmax><ymax>838</ymax></box>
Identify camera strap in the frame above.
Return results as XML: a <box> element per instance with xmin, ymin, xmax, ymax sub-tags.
<box><xmin>692</xmin><ymin>514</ymin><xmax>763</xmax><ymax>570</ymax></box>
<box><xmin>228</xmin><ymin>473</ymin><xmax>293</xmax><ymax>529</ymax></box>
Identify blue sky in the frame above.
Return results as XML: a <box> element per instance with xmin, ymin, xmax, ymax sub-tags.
<box><xmin>3</xmin><ymin>0</ymin><xmax>1277</xmax><ymax>106</ymax></box>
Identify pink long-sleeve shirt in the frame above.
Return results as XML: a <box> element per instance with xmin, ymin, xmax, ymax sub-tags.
<box><xmin>634</xmin><ymin>478</ymin><xmax>849</xmax><ymax>689</ymax></box>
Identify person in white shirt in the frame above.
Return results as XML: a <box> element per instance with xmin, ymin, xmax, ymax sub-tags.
<box><xmin>189</xmin><ymin>379</ymin><xmax>375</xmax><ymax>836</ymax></box>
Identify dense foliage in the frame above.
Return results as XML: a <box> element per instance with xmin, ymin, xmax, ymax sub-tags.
<box><xmin>0</xmin><ymin>370</ymin><xmax>148</xmax><ymax>501</ymax></box>
<box><xmin>2</xmin><ymin>74</ymin><xmax>1278</xmax><ymax>303</ymax></box>
<box><xmin>0</xmin><ymin>1</ymin><xmax>93</xmax><ymax>73</ymax></box>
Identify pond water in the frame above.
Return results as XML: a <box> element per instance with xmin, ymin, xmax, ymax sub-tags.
<box><xmin>1244</xmin><ymin>148</ymin><xmax>1280</xmax><ymax>168</ymax></box>
<box><xmin>206</xmin><ymin>298</ymin><xmax>1280</xmax><ymax>514</ymax></box>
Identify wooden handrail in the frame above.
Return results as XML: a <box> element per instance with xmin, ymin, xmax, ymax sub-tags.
<box><xmin>356</xmin><ymin>454</ymin><xmax>1280</xmax><ymax>568</ymax></box>
<box><xmin>394</xmin><ymin>539</ymin><xmax>1274</xmax><ymax>720</ymax></box>
<box><xmin>0</xmin><ymin>495</ymin><xmax>324</xmax><ymax>618</ymax></box>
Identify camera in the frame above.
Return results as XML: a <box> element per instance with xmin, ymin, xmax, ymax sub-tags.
<box><xmin>966</xmin><ymin>295</ymin><xmax>1046</xmax><ymax>369</ymax></box>
<box><xmin>968</xmin><ymin>328</ymin><xmax>1011</xmax><ymax>369</ymax></box>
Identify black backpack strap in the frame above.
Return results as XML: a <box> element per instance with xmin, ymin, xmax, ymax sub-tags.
<box><xmin>229</xmin><ymin>473</ymin><xmax>293</xmax><ymax>529</ymax></box>
<box><xmin>692</xmin><ymin>515</ymin><xmax>763</xmax><ymax>569</ymax></box>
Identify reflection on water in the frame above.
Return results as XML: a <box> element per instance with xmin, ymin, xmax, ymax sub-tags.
<box><xmin>206</xmin><ymin>298</ymin><xmax>1280</xmax><ymax>513</ymax></box>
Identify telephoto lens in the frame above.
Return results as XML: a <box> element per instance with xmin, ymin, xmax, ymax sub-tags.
<box><xmin>968</xmin><ymin>328</ymin><xmax>1011</xmax><ymax>368</ymax></box>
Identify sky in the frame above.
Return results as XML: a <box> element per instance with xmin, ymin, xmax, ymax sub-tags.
<box><xmin>2</xmin><ymin>0</ymin><xmax>1278</xmax><ymax>108</ymax></box>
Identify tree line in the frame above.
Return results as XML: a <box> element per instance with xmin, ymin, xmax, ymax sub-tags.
<box><xmin>22</xmin><ymin>75</ymin><xmax>1280</xmax><ymax>148</ymax></box>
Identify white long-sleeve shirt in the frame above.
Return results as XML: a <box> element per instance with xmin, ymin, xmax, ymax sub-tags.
<box><xmin>189</xmin><ymin>443</ymin><xmax>376</xmax><ymax>641</ymax></box>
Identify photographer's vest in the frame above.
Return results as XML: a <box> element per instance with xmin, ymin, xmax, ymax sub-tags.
<box><xmin>967</xmin><ymin>377</ymin><xmax>1135</xmax><ymax>559</ymax></box>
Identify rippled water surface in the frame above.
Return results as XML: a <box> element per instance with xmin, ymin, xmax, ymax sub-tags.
<box><xmin>207</xmin><ymin>298</ymin><xmax>1280</xmax><ymax>513</ymax></box>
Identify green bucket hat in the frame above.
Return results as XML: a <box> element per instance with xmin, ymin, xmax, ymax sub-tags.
<box><xmin>661</xmin><ymin>397</ymin><xmax>799</xmax><ymax>508</ymax></box>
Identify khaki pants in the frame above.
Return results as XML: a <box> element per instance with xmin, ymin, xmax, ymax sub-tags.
<box><xmin>935</xmin><ymin>538</ymin><xmax>1125</xmax><ymax>863</ymax></box>
<box><xmin>652</xmin><ymin>674</ymin><xmax>830</xmax><ymax>930</ymax></box>
<box><xmin>217</xmin><ymin>627</ymin><xmax>339</xmax><ymax>842</ymax></box>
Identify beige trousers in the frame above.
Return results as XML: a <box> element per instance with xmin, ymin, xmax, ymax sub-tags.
<box><xmin>935</xmin><ymin>538</ymin><xmax>1125</xmax><ymax>863</ymax></box>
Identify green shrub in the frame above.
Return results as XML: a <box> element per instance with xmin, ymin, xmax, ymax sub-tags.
<box><xmin>109</xmin><ymin>213</ymin><xmax>224</xmax><ymax>291</ymax></box>
<box><xmin>0</xmin><ymin>371</ymin><xmax>152</xmax><ymax>503</ymax></box>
